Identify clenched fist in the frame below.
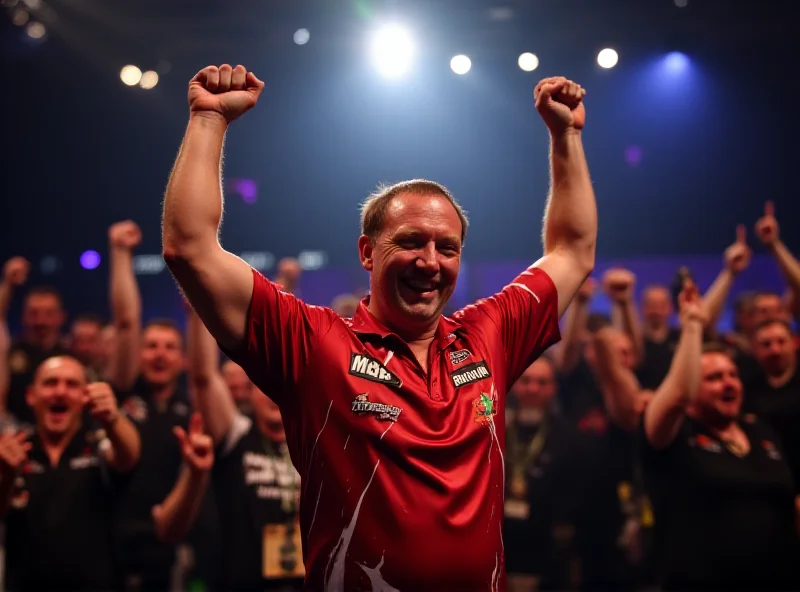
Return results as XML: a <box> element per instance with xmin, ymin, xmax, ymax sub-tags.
<box><xmin>0</xmin><ymin>432</ymin><xmax>30</xmax><ymax>478</ymax></box>
<box><xmin>188</xmin><ymin>64</ymin><xmax>265</xmax><ymax>123</ymax></box>
<box><xmin>677</xmin><ymin>279</ymin><xmax>707</xmax><ymax>327</ymax></box>
<box><xmin>173</xmin><ymin>413</ymin><xmax>214</xmax><ymax>473</ymax></box>
<box><xmin>3</xmin><ymin>257</ymin><xmax>29</xmax><ymax>287</ymax></box>
<box><xmin>603</xmin><ymin>268</ymin><xmax>636</xmax><ymax>304</ymax></box>
<box><xmin>754</xmin><ymin>201</ymin><xmax>779</xmax><ymax>248</ymax></box>
<box><xmin>576</xmin><ymin>277</ymin><xmax>597</xmax><ymax>303</ymax></box>
<box><xmin>84</xmin><ymin>382</ymin><xmax>121</xmax><ymax>427</ymax></box>
<box><xmin>109</xmin><ymin>220</ymin><xmax>142</xmax><ymax>251</ymax></box>
<box><xmin>724</xmin><ymin>225</ymin><xmax>751</xmax><ymax>275</ymax></box>
<box><xmin>535</xmin><ymin>76</ymin><xmax>586</xmax><ymax>134</ymax></box>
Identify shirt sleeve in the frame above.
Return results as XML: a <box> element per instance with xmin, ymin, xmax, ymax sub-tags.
<box><xmin>456</xmin><ymin>266</ymin><xmax>561</xmax><ymax>388</ymax></box>
<box><xmin>222</xmin><ymin>269</ymin><xmax>337</xmax><ymax>406</ymax></box>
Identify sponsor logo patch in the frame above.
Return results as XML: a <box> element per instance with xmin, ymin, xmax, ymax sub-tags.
<box><xmin>762</xmin><ymin>440</ymin><xmax>782</xmax><ymax>461</ymax></box>
<box><xmin>689</xmin><ymin>434</ymin><xmax>722</xmax><ymax>453</ymax></box>
<box><xmin>449</xmin><ymin>349</ymin><xmax>471</xmax><ymax>365</ymax></box>
<box><xmin>450</xmin><ymin>361</ymin><xmax>492</xmax><ymax>388</ymax></box>
<box><xmin>472</xmin><ymin>392</ymin><xmax>498</xmax><ymax>426</ymax></box>
<box><xmin>351</xmin><ymin>393</ymin><xmax>402</xmax><ymax>423</ymax></box>
<box><xmin>349</xmin><ymin>353</ymin><xmax>402</xmax><ymax>387</ymax></box>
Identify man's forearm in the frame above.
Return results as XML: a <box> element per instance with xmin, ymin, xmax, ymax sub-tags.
<box><xmin>770</xmin><ymin>241</ymin><xmax>800</xmax><ymax>296</ymax></box>
<box><xmin>162</xmin><ymin>113</ymin><xmax>228</xmax><ymax>261</ymax></box>
<box><xmin>109</xmin><ymin>247</ymin><xmax>141</xmax><ymax>389</ymax></box>
<box><xmin>105</xmin><ymin>415</ymin><xmax>141</xmax><ymax>473</ymax></box>
<box><xmin>543</xmin><ymin>131</ymin><xmax>597</xmax><ymax>259</ymax></box>
<box><xmin>613</xmin><ymin>301</ymin><xmax>644</xmax><ymax>364</ymax></box>
<box><xmin>153</xmin><ymin>466</ymin><xmax>210</xmax><ymax>543</ymax></box>
<box><xmin>701</xmin><ymin>268</ymin><xmax>735</xmax><ymax>331</ymax></box>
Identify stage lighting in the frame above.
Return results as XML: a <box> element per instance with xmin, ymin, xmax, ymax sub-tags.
<box><xmin>597</xmin><ymin>48</ymin><xmax>619</xmax><ymax>69</ymax></box>
<box><xmin>25</xmin><ymin>20</ymin><xmax>44</xmax><ymax>38</ymax></box>
<box><xmin>450</xmin><ymin>55</ymin><xmax>471</xmax><ymax>75</ymax></box>
<box><xmin>120</xmin><ymin>65</ymin><xmax>142</xmax><ymax>86</ymax></box>
<box><xmin>518</xmin><ymin>52</ymin><xmax>539</xmax><ymax>72</ymax></box>
<box><xmin>370</xmin><ymin>25</ymin><xmax>414</xmax><ymax>79</ymax></box>
<box><xmin>140</xmin><ymin>70</ymin><xmax>159</xmax><ymax>89</ymax></box>
<box><xmin>294</xmin><ymin>28</ymin><xmax>310</xmax><ymax>45</ymax></box>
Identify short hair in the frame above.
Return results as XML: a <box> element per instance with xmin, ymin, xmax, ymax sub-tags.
<box><xmin>143</xmin><ymin>318</ymin><xmax>184</xmax><ymax>342</ymax></box>
<box><xmin>753</xmin><ymin>318</ymin><xmax>794</xmax><ymax>337</ymax></box>
<box><xmin>702</xmin><ymin>342</ymin><xmax>731</xmax><ymax>356</ymax></box>
<box><xmin>24</xmin><ymin>286</ymin><xmax>63</xmax><ymax>306</ymax></box>
<box><xmin>586</xmin><ymin>313</ymin><xmax>611</xmax><ymax>334</ymax></box>
<box><xmin>72</xmin><ymin>313</ymin><xmax>104</xmax><ymax>327</ymax></box>
<box><xmin>733</xmin><ymin>291</ymin><xmax>757</xmax><ymax>314</ymax></box>
<box><xmin>360</xmin><ymin>179</ymin><xmax>469</xmax><ymax>244</ymax></box>
<box><xmin>754</xmin><ymin>290</ymin><xmax>783</xmax><ymax>302</ymax></box>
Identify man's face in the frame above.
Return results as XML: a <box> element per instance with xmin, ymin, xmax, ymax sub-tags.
<box><xmin>70</xmin><ymin>320</ymin><xmax>102</xmax><ymax>366</ymax></box>
<box><xmin>222</xmin><ymin>361</ymin><xmax>252</xmax><ymax>404</ymax></box>
<box><xmin>140</xmin><ymin>326</ymin><xmax>184</xmax><ymax>387</ymax></box>
<box><xmin>22</xmin><ymin>293</ymin><xmax>64</xmax><ymax>346</ymax></box>
<box><xmin>641</xmin><ymin>286</ymin><xmax>672</xmax><ymax>328</ymax></box>
<box><xmin>251</xmin><ymin>388</ymin><xmax>285</xmax><ymax>439</ymax></box>
<box><xmin>753</xmin><ymin>294</ymin><xmax>788</xmax><ymax>327</ymax></box>
<box><xmin>511</xmin><ymin>359</ymin><xmax>556</xmax><ymax>410</ymax></box>
<box><xmin>753</xmin><ymin>322</ymin><xmax>796</xmax><ymax>378</ymax></box>
<box><xmin>359</xmin><ymin>192</ymin><xmax>462</xmax><ymax>331</ymax></box>
<box><xmin>26</xmin><ymin>357</ymin><xmax>86</xmax><ymax>437</ymax></box>
<box><xmin>692</xmin><ymin>352</ymin><xmax>743</xmax><ymax>422</ymax></box>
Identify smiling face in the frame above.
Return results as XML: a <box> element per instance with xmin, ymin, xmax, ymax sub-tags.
<box><xmin>688</xmin><ymin>351</ymin><xmax>743</xmax><ymax>426</ymax></box>
<box><xmin>26</xmin><ymin>356</ymin><xmax>87</xmax><ymax>439</ymax></box>
<box><xmin>359</xmin><ymin>191</ymin><xmax>463</xmax><ymax>335</ymax></box>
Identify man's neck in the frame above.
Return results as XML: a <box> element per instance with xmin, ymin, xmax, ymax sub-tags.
<box><xmin>644</xmin><ymin>323</ymin><xmax>670</xmax><ymax>342</ymax></box>
<box><xmin>39</xmin><ymin>423</ymin><xmax>80</xmax><ymax>467</ymax></box>
<box><xmin>767</xmin><ymin>362</ymin><xmax>796</xmax><ymax>389</ymax></box>
<box><xmin>150</xmin><ymin>381</ymin><xmax>177</xmax><ymax>405</ymax></box>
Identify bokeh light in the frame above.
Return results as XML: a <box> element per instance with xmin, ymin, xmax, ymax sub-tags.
<box><xmin>370</xmin><ymin>25</ymin><xmax>414</xmax><ymax>79</ymax></box>
<box><xmin>597</xmin><ymin>48</ymin><xmax>619</xmax><ymax>69</ymax></box>
<box><xmin>139</xmin><ymin>70</ymin><xmax>159</xmax><ymax>89</ymax></box>
<box><xmin>624</xmin><ymin>146</ymin><xmax>643</xmax><ymax>167</ymax></box>
<box><xmin>80</xmin><ymin>250</ymin><xmax>101</xmax><ymax>270</ymax></box>
<box><xmin>294</xmin><ymin>28</ymin><xmax>310</xmax><ymax>45</ymax></box>
<box><xmin>450</xmin><ymin>55</ymin><xmax>472</xmax><ymax>75</ymax></box>
<box><xmin>120</xmin><ymin>65</ymin><xmax>142</xmax><ymax>86</ymax></box>
<box><xmin>518</xmin><ymin>53</ymin><xmax>539</xmax><ymax>72</ymax></box>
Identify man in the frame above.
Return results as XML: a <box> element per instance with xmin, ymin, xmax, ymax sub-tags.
<box><xmin>222</xmin><ymin>358</ymin><xmax>255</xmax><ymax>415</ymax></box>
<box><xmin>0</xmin><ymin>356</ymin><xmax>140</xmax><ymax>590</ymax></box>
<box><xmin>68</xmin><ymin>313</ymin><xmax>107</xmax><ymax>379</ymax></box>
<box><xmin>162</xmin><ymin>64</ymin><xmax>596</xmax><ymax>589</ymax></box>
<box><xmin>187</xmin><ymin>307</ymin><xmax>303</xmax><ymax>590</ymax></box>
<box><xmin>504</xmin><ymin>358</ymin><xmax>583</xmax><ymax>592</ymax></box>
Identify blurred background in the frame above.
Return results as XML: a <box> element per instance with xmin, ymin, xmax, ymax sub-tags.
<box><xmin>1</xmin><ymin>0</ymin><xmax>798</xmax><ymax>325</ymax></box>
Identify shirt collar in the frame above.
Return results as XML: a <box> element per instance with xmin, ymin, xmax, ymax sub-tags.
<box><xmin>350</xmin><ymin>296</ymin><xmax>462</xmax><ymax>348</ymax></box>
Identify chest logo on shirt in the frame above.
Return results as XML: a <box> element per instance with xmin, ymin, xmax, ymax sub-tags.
<box><xmin>121</xmin><ymin>396</ymin><xmax>148</xmax><ymax>423</ymax></box>
<box><xmin>689</xmin><ymin>434</ymin><xmax>722</xmax><ymax>453</ymax></box>
<box><xmin>472</xmin><ymin>392</ymin><xmax>498</xmax><ymax>426</ymax></box>
<box><xmin>450</xmin><ymin>361</ymin><xmax>492</xmax><ymax>388</ymax></box>
<box><xmin>351</xmin><ymin>393</ymin><xmax>403</xmax><ymax>423</ymax></box>
<box><xmin>762</xmin><ymin>440</ymin><xmax>782</xmax><ymax>461</ymax></box>
<box><xmin>449</xmin><ymin>349</ymin><xmax>471</xmax><ymax>365</ymax></box>
<box><xmin>349</xmin><ymin>353</ymin><xmax>402</xmax><ymax>387</ymax></box>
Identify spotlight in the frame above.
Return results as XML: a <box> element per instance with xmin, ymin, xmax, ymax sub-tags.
<box><xmin>294</xmin><ymin>28</ymin><xmax>310</xmax><ymax>45</ymax></box>
<box><xmin>120</xmin><ymin>65</ymin><xmax>142</xmax><ymax>86</ymax></box>
<box><xmin>518</xmin><ymin>52</ymin><xmax>539</xmax><ymax>72</ymax></box>
<box><xmin>370</xmin><ymin>25</ymin><xmax>414</xmax><ymax>79</ymax></box>
<box><xmin>450</xmin><ymin>55</ymin><xmax>471</xmax><ymax>75</ymax></box>
<box><xmin>597</xmin><ymin>48</ymin><xmax>619</xmax><ymax>69</ymax></box>
<box><xmin>139</xmin><ymin>70</ymin><xmax>159</xmax><ymax>89</ymax></box>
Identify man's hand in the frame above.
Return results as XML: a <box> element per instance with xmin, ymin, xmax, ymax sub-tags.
<box><xmin>602</xmin><ymin>268</ymin><xmax>636</xmax><ymax>304</ymax></box>
<box><xmin>85</xmin><ymin>382</ymin><xmax>121</xmax><ymax>427</ymax></box>
<box><xmin>109</xmin><ymin>220</ymin><xmax>142</xmax><ymax>251</ymax></box>
<box><xmin>678</xmin><ymin>280</ymin><xmax>707</xmax><ymax>327</ymax></box>
<box><xmin>754</xmin><ymin>201</ymin><xmax>779</xmax><ymax>248</ymax></box>
<box><xmin>188</xmin><ymin>64</ymin><xmax>265</xmax><ymax>123</ymax></box>
<box><xmin>173</xmin><ymin>413</ymin><xmax>214</xmax><ymax>474</ymax></box>
<box><xmin>3</xmin><ymin>257</ymin><xmax>29</xmax><ymax>287</ymax></box>
<box><xmin>724</xmin><ymin>225</ymin><xmax>751</xmax><ymax>275</ymax></box>
<box><xmin>0</xmin><ymin>432</ymin><xmax>30</xmax><ymax>478</ymax></box>
<box><xmin>534</xmin><ymin>76</ymin><xmax>586</xmax><ymax>134</ymax></box>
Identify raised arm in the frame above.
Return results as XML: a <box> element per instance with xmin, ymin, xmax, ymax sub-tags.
<box><xmin>186</xmin><ymin>305</ymin><xmax>238</xmax><ymax>444</ymax></box>
<box><xmin>603</xmin><ymin>268</ymin><xmax>644</xmax><ymax>366</ymax></box>
<box><xmin>701</xmin><ymin>225</ymin><xmax>751</xmax><ymax>334</ymax></box>
<box><xmin>551</xmin><ymin>278</ymin><xmax>595</xmax><ymax>374</ymax></box>
<box><xmin>755</xmin><ymin>201</ymin><xmax>800</xmax><ymax>305</ymax></box>
<box><xmin>85</xmin><ymin>382</ymin><xmax>141</xmax><ymax>473</ymax></box>
<box><xmin>153</xmin><ymin>412</ymin><xmax>213</xmax><ymax>543</ymax></box>
<box><xmin>162</xmin><ymin>64</ymin><xmax>265</xmax><ymax>354</ymax></box>
<box><xmin>643</xmin><ymin>284</ymin><xmax>705</xmax><ymax>449</ymax></box>
<box><xmin>108</xmin><ymin>221</ymin><xmax>142</xmax><ymax>391</ymax></box>
<box><xmin>531</xmin><ymin>77</ymin><xmax>597</xmax><ymax>317</ymax></box>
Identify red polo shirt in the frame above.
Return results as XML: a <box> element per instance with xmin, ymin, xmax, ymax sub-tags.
<box><xmin>230</xmin><ymin>266</ymin><xmax>560</xmax><ymax>591</ymax></box>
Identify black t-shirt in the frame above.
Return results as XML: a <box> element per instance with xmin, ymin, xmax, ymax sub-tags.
<box><xmin>636</xmin><ymin>329</ymin><xmax>681</xmax><ymax>390</ymax></box>
<box><xmin>642</xmin><ymin>417</ymin><xmax>799</xmax><ymax>591</ymax></box>
<box><xmin>6</xmin><ymin>339</ymin><xmax>69</xmax><ymax>426</ymax></box>
<box><xmin>743</xmin><ymin>368</ymin><xmax>800</xmax><ymax>490</ymax></box>
<box><xmin>213</xmin><ymin>415</ymin><xmax>303</xmax><ymax>591</ymax></box>
<box><xmin>4</xmin><ymin>426</ymin><xmax>127</xmax><ymax>591</ymax></box>
<box><xmin>557</xmin><ymin>358</ymin><xmax>605</xmax><ymax>427</ymax></box>
<box><xmin>114</xmin><ymin>381</ymin><xmax>193</xmax><ymax>572</ymax></box>
<box><xmin>503</xmin><ymin>413</ymin><xmax>584</xmax><ymax>582</ymax></box>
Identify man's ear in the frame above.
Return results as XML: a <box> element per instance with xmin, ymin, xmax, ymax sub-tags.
<box><xmin>358</xmin><ymin>235</ymin><xmax>374</xmax><ymax>272</ymax></box>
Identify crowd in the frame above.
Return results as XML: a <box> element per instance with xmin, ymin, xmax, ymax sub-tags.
<box><xmin>0</xmin><ymin>200</ymin><xmax>797</xmax><ymax>592</ymax></box>
<box><xmin>1</xmin><ymin>64</ymin><xmax>799</xmax><ymax>592</ymax></box>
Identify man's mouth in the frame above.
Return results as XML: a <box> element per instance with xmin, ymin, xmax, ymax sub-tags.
<box><xmin>401</xmin><ymin>278</ymin><xmax>438</xmax><ymax>294</ymax></box>
<box><xmin>47</xmin><ymin>403</ymin><xmax>69</xmax><ymax>420</ymax></box>
<box><xmin>720</xmin><ymin>392</ymin><xmax>738</xmax><ymax>404</ymax></box>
